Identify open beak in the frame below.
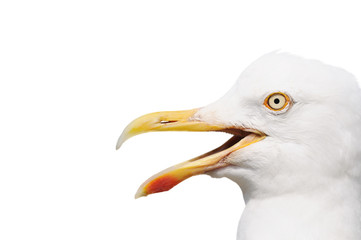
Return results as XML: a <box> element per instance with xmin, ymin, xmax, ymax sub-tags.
<box><xmin>116</xmin><ymin>109</ymin><xmax>265</xmax><ymax>198</ymax></box>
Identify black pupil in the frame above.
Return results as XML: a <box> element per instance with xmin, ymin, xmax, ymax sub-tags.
<box><xmin>274</xmin><ymin>98</ymin><xmax>280</xmax><ymax>104</ymax></box>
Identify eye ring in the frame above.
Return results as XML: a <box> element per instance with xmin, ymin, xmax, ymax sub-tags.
<box><xmin>264</xmin><ymin>92</ymin><xmax>291</xmax><ymax>111</ymax></box>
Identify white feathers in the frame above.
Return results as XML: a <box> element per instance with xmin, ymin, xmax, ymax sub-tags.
<box><xmin>200</xmin><ymin>53</ymin><xmax>361</xmax><ymax>240</ymax></box>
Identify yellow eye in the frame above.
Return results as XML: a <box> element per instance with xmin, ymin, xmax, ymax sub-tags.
<box><xmin>264</xmin><ymin>92</ymin><xmax>290</xmax><ymax>111</ymax></box>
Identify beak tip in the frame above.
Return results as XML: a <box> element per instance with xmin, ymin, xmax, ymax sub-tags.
<box><xmin>135</xmin><ymin>189</ymin><xmax>147</xmax><ymax>199</ymax></box>
<box><xmin>116</xmin><ymin>133</ymin><xmax>128</xmax><ymax>150</ymax></box>
<box><xmin>115</xmin><ymin>142</ymin><xmax>122</xmax><ymax>150</ymax></box>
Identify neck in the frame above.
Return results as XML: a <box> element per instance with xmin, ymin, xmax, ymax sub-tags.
<box><xmin>237</xmin><ymin>179</ymin><xmax>361</xmax><ymax>240</ymax></box>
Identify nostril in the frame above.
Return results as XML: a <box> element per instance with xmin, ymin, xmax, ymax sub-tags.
<box><xmin>160</xmin><ymin>120</ymin><xmax>177</xmax><ymax>124</ymax></box>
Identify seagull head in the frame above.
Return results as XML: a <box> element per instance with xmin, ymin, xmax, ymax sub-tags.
<box><xmin>117</xmin><ymin>53</ymin><xmax>361</xmax><ymax>202</ymax></box>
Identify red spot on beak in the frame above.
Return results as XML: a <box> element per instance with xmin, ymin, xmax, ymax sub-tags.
<box><xmin>145</xmin><ymin>175</ymin><xmax>182</xmax><ymax>194</ymax></box>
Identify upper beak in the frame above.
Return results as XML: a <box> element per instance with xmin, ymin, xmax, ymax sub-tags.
<box><xmin>116</xmin><ymin>109</ymin><xmax>265</xmax><ymax>198</ymax></box>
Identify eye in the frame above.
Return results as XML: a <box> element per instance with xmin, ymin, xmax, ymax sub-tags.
<box><xmin>264</xmin><ymin>92</ymin><xmax>290</xmax><ymax>111</ymax></box>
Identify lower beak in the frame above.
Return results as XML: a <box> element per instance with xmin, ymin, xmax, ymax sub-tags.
<box><xmin>116</xmin><ymin>109</ymin><xmax>265</xmax><ymax>198</ymax></box>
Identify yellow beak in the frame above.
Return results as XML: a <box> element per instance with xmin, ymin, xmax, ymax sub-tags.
<box><xmin>116</xmin><ymin>109</ymin><xmax>265</xmax><ymax>198</ymax></box>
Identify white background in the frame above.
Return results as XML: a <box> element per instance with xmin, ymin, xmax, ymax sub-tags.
<box><xmin>1</xmin><ymin>0</ymin><xmax>361</xmax><ymax>239</ymax></box>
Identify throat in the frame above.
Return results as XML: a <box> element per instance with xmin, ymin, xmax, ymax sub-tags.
<box><xmin>237</xmin><ymin>189</ymin><xmax>361</xmax><ymax>240</ymax></box>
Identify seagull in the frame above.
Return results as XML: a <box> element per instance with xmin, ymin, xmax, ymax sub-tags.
<box><xmin>116</xmin><ymin>52</ymin><xmax>361</xmax><ymax>240</ymax></box>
